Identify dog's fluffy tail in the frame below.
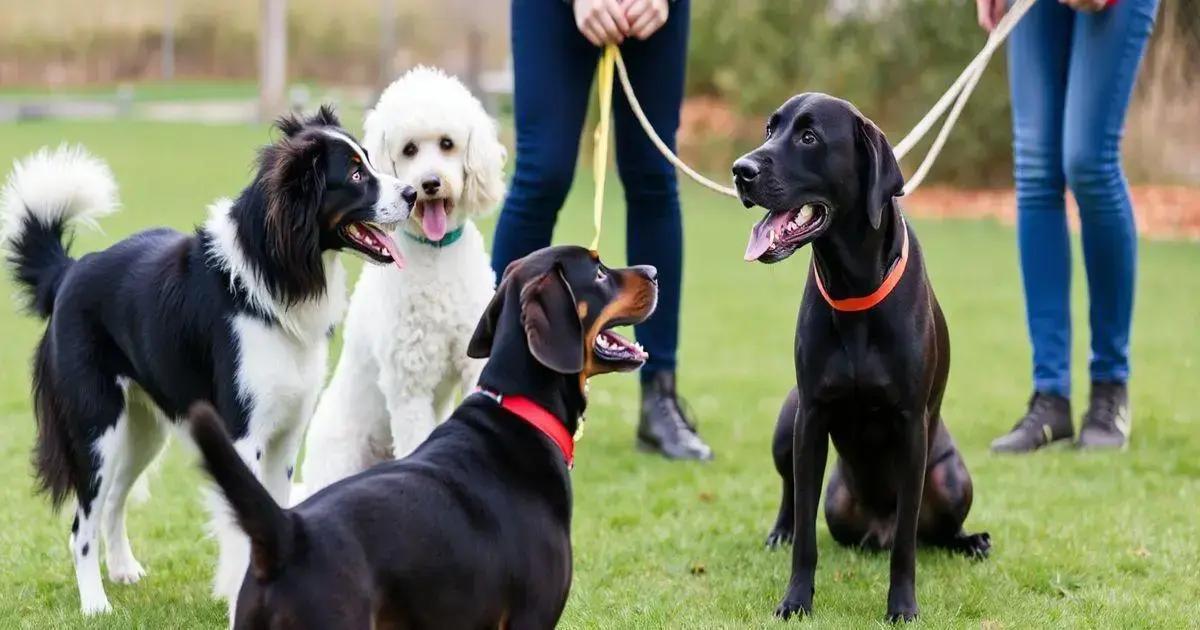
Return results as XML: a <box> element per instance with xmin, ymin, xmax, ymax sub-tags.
<box><xmin>188</xmin><ymin>402</ymin><xmax>295</xmax><ymax>580</ymax></box>
<box><xmin>1</xmin><ymin>145</ymin><xmax>119</xmax><ymax>318</ymax></box>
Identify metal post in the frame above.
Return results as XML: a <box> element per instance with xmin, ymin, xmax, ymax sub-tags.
<box><xmin>378</xmin><ymin>0</ymin><xmax>397</xmax><ymax>93</ymax></box>
<box><xmin>162</xmin><ymin>0</ymin><xmax>175</xmax><ymax>80</ymax></box>
<box><xmin>259</xmin><ymin>0</ymin><xmax>288</xmax><ymax>121</ymax></box>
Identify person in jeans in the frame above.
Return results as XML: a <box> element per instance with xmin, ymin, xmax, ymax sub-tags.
<box><xmin>978</xmin><ymin>0</ymin><xmax>1160</xmax><ymax>452</ymax></box>
<box><xmin>491</xmin><ymin>0</ymin><xmax>712</xmax><ymax>460</ymax></box>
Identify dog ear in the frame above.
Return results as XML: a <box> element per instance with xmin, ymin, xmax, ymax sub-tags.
<box><xmin>275</xmin><ymin>112</ymin><xmax>306</xmax><ymax>138</ymax></box>
<box><xmin>308</xmin><ymin>104</ymin><xmax>340</xmax><ymax>129</ymax></box>
<box><xmin>275</xmin><ymin>105</ymin><xmax>341</xmax><ymax>138</ymax></box>
<box><xmin>466</xmin><ymin>260</ymin><xmax>520</xmax><ymax>359</ymax></box>
<box><xmin>462</xmin><ymin>112</ymin><xmax>508</xmax><ymax>216</ymax></box>
<box><xmin>855</xmin><ymin>114</ymin><xmax>904</xmax><ymax>230</ymax></box>
<box><xmin>519</xmin><ymin>266</ymin><xmax>584</xmax><ymax>374</ymax></box>
<box><xmin>261</xmin><ymin>134</ymin><xmax>327</xmax><ymax>304</ymax></box>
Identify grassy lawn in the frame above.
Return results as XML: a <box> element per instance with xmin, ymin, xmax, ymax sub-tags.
<box><xmin>0</xmin><ymin>81</ymin><xmax>263</xmax><ymax>103</ymax></box>
<box><xmin>1</xmin><ymin>118</ymin><xmax>1198</xmax><ymax>629</ymax></box>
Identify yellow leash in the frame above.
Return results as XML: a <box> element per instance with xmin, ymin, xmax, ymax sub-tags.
<box><xmin>590</xmin><ymin>45</ymin><xmax>617</xmax><ymax>251</ymax></box>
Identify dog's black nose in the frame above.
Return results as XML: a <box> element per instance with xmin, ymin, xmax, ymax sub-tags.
<box><xmin>732</xmin><ymin>159</ymin><xmax>760</xmax><ymax>182</ymax></box>
<box><xmin>635</xmin><ymin>265</ymin><xmax>658</xmax><ymax>282</ymax></box>
<box><xmin>401</xmin><ymin>186</ymin><xmax>418</xmax><ymax>205</ymax></box>
<box><xmin>421</xmin><ymin>175</ymin><xmax>441</xmax><ymax>196</ymax></box>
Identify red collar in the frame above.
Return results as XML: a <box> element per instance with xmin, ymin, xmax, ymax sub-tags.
<box><xmin>476</xmin><ymin>389</ymin><xmax>575</xmax><ymax>468</ymax></box>
<box><xmin>813</xmin><ymin>216</ymin><xmax>910</xmax><ymax>312</ymax></box>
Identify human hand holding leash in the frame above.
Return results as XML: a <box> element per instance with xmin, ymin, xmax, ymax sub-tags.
<box><xmin>976</xmin><ymin>0</ymin><xmax>1007</xmax><ymax>31</ymax></box>
<box><xmin>574</xmin><ymin>0</ymin><xmax>630</xmax><ymax>46</ymax></box>
<box><xmin>623</xmin><ymin>0</ymin><xmax>669</xmax><ymax>40</ymax></box>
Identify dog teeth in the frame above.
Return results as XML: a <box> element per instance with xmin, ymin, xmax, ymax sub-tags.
<box><xmin>799</xmin><ymin>205</ymin><xmax>814</xmax><ymax>222</ymax></box>
<box><xmin>348</xmin><ymin>224</ymin><xmax>361</xmax><ymax>238</ymax></box>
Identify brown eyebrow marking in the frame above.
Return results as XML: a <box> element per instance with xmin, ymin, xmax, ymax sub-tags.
<box><xmin>577</xmin><ymin>302</ymin><xmax>588</xmax><ymax>318</ymax></box>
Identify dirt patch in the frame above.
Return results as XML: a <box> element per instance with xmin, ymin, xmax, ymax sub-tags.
<box><xmin>906</xmin><ymin>186</ymin><xmax>1200</xmax><ymax>241</ymax></box>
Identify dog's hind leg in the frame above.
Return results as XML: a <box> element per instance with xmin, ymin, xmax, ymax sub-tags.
<box><xmin>766</xmin><ymin>388</ymin><xmax>798</xmax><ymax>548</ymax></box>
<box><xmin>919</xmin><ymin>430</ymin><xmax>990</xmax><ymax>558</ymax></box>
<box><xmin>101</xmin><ymin>384</ymin><xmax>168</xmax><ymax>584</ymax></box>
<box><xmin>68</xmin><ymin>380</ymin><xmax>128</xmax><ymax>614</ymax></box>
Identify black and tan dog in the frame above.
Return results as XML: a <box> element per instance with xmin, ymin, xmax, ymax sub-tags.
<box><xmin>732</xmin><ymin>93</ymin><xmax>990</xmax><ymax>622</ymax></box>
<box><xmin>188</xmin><ymin>245</ymin><xmax>657</xmax><ymax>629</ymax></box>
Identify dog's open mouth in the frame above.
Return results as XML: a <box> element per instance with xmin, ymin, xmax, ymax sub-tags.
<box><xmin>342</xmin><ymin>221</ymin><xmax>404</xmax><ymax>270</ymax></box>
<box><xmin>413</xmin><ymin>197</ymin><xmax>455</xmax><ymax>241</ymax></box>
<box><xmin>593</xmin><ymin>328</ymin><xmax>648</xmax><ymax>371</ymax></box>
<box><xmin>744</xmin><ymin>203</ymin><xmax>828</xmax><ymax>263</ymax></box>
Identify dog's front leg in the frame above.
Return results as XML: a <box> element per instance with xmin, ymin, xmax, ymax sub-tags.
<box><xmin>776</xmin><ymin>403</ymin><xmax>828</xmax><ymax>619</ymax></box>
<box><xmin>886</xmin><ymin>410</ymin><xmax>928</xmax><ymax>622</ymax></box>
<box><xmin>386</xmin><ymin>392</ymin><xmax>437</xmax><ymax>459</ymax></box>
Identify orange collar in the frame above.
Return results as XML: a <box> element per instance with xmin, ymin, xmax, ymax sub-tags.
<box><xmin>813</xmin><ymin>216</ymin><xmax>909</xmax><ymax>312</ymax></box>
<box><xmin>476</xmin><ymin>389</ymin><xmax>574</xmax><ymax>468</ymax></box>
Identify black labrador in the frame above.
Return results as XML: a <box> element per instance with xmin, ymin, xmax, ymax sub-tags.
<box><xmin>188</xmin><ymin>245</ymin><xmax>657</xmax><ymax>629</ymax></box>
<box><xmin>731</xmin><ymin>93</ymin><xmax>990</xmax><ymax>622</ymax></box>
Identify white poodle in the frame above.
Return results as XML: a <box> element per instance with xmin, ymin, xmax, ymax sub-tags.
<box><xmin>299</xmin><ymin>67</ymin><xmax>507</xmax><ymax>497</ymax></box>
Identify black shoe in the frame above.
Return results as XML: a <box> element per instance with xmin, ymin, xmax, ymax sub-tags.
<box><xmin>637</xmin><ymin>371</ymin><xmax>714</xmax><ymax>461</ymax></box>
<box><xmin>1077</xmin><ymin>381</ymin><xmax>1130</xmax><ymax>450</ymax></box>
<box><xmin>990</xmin><ymin>392</ymin><xmax>1074</xmax><ymax>454</ymax></box>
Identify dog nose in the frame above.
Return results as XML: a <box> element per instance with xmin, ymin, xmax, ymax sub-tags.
<box><xmin>635</xmin><ymin>265</ymin><xmax>658</xmax><ymax>282</ymax></box>
<box><xmin>401</xmin><ymin>186</ymin><xmax>417</xmax><ymax>206</ymax></box>
<box><xmin>732</xmin><ymin>158</ymin><xmax>760</xmax><ymax>182</ymax></box>
<box><xmin>421</xmin><ymin>175</ymin><xmax>441</xmax><ymax>196</ymax></box>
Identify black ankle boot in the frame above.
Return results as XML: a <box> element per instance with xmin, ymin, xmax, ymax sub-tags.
<box><xmin>1077</xmin><ymin>381</ymin><xmax>1130</xmax><ymax>450</ymax></box>
<box><xmin>990</xmin><ymin>392</ymin><xmax>1074</xmax><ymax>454</ymax></box>
<box><xmin>637</xmin><ymin>371</ymin><xmax>714</xmax><ymax>461</ymax></box>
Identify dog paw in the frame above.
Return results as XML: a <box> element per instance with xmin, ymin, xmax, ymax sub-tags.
<box><xmin>958</xmin><ymin>531</ymin><xmax>992</xmax><ymax>560</ymax></box>
<box><xmin>774</xmin><ymin>599</ymin><xmax>811</xmax><ymax>620</ymax></box>
<box><xmin>108</xmin><ymin>557</ymin><xmax>147</xmax><ymax>584</ymax></box>
<box><xmin>886</xmin><ymin>607</ymin><xmax>919</xmax><ymax>623</ymax></box>
<box><xmin>765</xmin><ymin>526</ymin><xmax>794</xmax><ymax>550</ymax></box>
<box><xmin>80</xmin><ymin>596</ymin><xmax>113</xmax><ymax>616</ymax></box>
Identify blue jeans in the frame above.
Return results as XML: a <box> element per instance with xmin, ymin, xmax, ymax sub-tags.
<box><xmin>492</xmin><ymin>0</ymin><xmax>689</xmax><ymax>380</ymax></box>
<box><xmin>1007</xmin><ymin>0</ymin><xmax>1158</xmax><ymax>396</ymax></box>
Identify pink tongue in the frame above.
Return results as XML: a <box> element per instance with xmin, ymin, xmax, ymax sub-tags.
<box><xmin>744</xmin><ymin>212</ymin><xmax>791</xmax><ymax>261</ymax></box>
<box><xmin>374</xmin><ymin>229</ymin><xmax>405</xmax><ymax>271</ymax></box>
<box><xmin>421</xmin><ymin>199</ymin><xmax>447</xmax><ymax>241</ymax></box>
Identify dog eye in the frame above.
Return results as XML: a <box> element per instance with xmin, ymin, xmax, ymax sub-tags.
<box><xmin>439</xmin><ymin>137</ymin><xmax>454</xmax><ymax>151</ymax></box>
<box><xmin>350</xmin><ymin>169</ymin><xmax>363</xmax><ymax>183</ymax></box>
<box><xmin>595</xmin><ymin>268</ymin><xmax>607</xmax><ymax>283</ymax></box>
<box><xmin>402</xmin><ymin>142</ymin><xmax>417</xmax><ymax>157</ymax></box>
<box><xmin>800</xmin><ymin>130</ymin><xmax>818</xmax><ymax>145</ymax></box>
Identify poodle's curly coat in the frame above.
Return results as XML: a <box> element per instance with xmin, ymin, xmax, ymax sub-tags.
<box><xmin>300</xmin><ymin>67</ymin><xmax>507</xmax><ymax>495</ymax></box>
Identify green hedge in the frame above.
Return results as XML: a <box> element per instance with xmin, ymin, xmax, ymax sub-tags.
<box><xmin>688</xmin><ymin>0</ymin><xmax>1015</xmax><ymax>187</ymax></box>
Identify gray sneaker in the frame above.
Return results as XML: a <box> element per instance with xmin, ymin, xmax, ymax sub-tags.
<box><xmin>990</xmin><ymin>393</ymin><xmax>1074</xmax><ymax>454</ymax></box>
<box><xmin>1077</xmin><ymin>381</ymin><xmax>1130</xmax><ymax>450</ymax></box>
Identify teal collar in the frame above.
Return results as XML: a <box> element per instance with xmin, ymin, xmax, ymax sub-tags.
<box><xmin>402</xmin><ymin>225</ymin><xmax>465</xmax><ymax>248</ymax></box>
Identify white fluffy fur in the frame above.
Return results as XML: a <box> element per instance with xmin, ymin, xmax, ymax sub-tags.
<box><xmin>204</xmin><ymin>202</ymin><xmax>345</xmax><ymax>609</ymax></box>
<box><xmin>1</xmin><ymin>144</ymin><xmax>118</xmax><ymax>250</ymax></box>
<box><xmin>299</xmin><ymin>67</ymin><xmax>506</xmax><ymax>497</ymax></box>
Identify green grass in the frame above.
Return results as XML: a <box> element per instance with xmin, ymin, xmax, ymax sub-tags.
<box><xmin>0</xmin><ymin>80</ymin><xmax>262</xmax><ymax>103</ymax></box>
<box><xmin>1</xmin><ymin>118</ymin><xmax>1198</xmax><ymax>629</ymax></box>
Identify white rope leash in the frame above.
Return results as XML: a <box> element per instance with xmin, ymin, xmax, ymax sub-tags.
<box><xmin>611</xmin><ymin>0</ymin><xmax>1036</xmax><ymax>199</ymax></box>
<box><xmin>896</xmin><ymin>0</ymin><xmax>1037</xmax><ymax>194</ymax></box>
<box><xmin>611</xmin><ymin>48</ymin><xmax>740</xmax><ymax>198</ymax></box>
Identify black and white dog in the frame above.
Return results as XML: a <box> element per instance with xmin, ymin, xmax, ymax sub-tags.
<box><xmin>0</xmin><ymin>107</ymin><xmax>415</xmax><ymax>615</ymax></box>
